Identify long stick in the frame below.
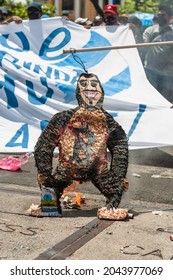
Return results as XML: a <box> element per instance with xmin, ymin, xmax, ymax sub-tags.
<box><xmin>63</xmin><ymin>41</ymin><xmax>173</xmax><ymax>54</ymax></box>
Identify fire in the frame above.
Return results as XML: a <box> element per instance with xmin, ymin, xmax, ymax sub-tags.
<box><xmin>62</xmin><ymin>181</ymin><xmax>85</xmax><ymax>208</ymax></box>
<box><xmin>71</xmin><ymin>192</ymin><xmax>85</xmax><ymax>206</ymax></box>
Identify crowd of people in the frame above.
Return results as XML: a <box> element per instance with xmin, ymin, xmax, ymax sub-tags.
<box><xmin>73</xmin><ymin>4</ymin><xmax>173</xmax><ymax>104</ymax></box>
<box><xmin>0</xmin><ymin>2</ymin><xmax>173</xmax><ymax>103</ymax></box>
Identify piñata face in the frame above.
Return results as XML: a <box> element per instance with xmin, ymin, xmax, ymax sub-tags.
<box><xmin>77</xmin><ymin>74</ymin><xmax>103</xmax><ymax>107</ymax></box>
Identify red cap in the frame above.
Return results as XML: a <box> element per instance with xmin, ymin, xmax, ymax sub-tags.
<box><xmin>103</xmin><ymin>4</ymin><xmax>118</xmax><ymax>15</ymax></box>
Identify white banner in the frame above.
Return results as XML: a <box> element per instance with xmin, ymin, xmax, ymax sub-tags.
<box><xmin>0</xmin><ymin>17</ymin><xmax>172</xmax><ymax>153</ymax></box>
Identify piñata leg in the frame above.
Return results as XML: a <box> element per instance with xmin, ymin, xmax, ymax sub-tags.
<box><xmin>91</xmin><ymin>169</ymin><xmax>129</xmax><ymax>220</ymax></box>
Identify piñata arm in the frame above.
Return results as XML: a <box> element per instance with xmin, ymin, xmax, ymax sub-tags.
<box><xmin>34</xmin><ymin>110</ymin><xmax>74</xmax><ymax>187</ymax></box>
<box><xmin>105</xmin><ymin>111</ymin><xmax>129</xmax><ymax>180</ymax></box>
<box><xmin>91</xmin><ymin>110</ymin><xmax>129</xmax><ymax>208</ymax></box>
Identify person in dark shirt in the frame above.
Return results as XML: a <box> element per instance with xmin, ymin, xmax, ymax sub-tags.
<box><xmin>144</xmin><ymin>6</ymin><xmax>173</xmax><ymax>103</ymax></box>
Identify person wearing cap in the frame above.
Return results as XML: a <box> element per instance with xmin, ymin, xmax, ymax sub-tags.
<box><xmin>75</xmin><ymin>17</ymin><xmax>93</xmax><ymax>29</ymax></box>
<box><xmin>1</xmin><ymin>2</ymin><xmax>46</xmax><ymax>25</ymax></box>
<box><xmin>27</xmin><ymin>2</ymin><xmax>43</xmax><ymax>20</ymax></box>
<box><xmin>0</xmin><ymin>9</ymin><xmax>5</xmax><ymax>23</ymax></box>
<box><xmin>0</xmin><ymin>5</ymin><xmax>22</xmax><ymax>25</ymax></box>
<box><xmin>92</xmin><ymin>15</ymin><xmax>105</xmax><ymax>27</ymax></box>
<box><xmin>0</xmin><ymin>8</ymin><xmax>8</xmax><ymax>22</ymax></box>
<box><xmin>103</xmin><ymin>4</ymin><xmax>120</xmax><ymax>26</ymax></box>
<box><xmin>27</xmin><ymin>2</ymin><xmax>50</xmax><ymax>20</ymax></box>
<box><xmin>61</xmin><ymin>10</ymin><xmax>70</xmax><ymax>20</ymax></box>
<box><xmin>75</xmin><ymin>17</ymin><xmax>88</xmax><ymax>25</ymax></box>
<box><xmin>27</xmin><ymin>2</ymin><xmax>50</xmax><ymax>19</ymax></box>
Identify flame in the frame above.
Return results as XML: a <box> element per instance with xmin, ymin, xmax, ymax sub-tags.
<box><xmin>62</xmin><ymin>181</ymin><xmax>85</xmax><ymax>206</ymax></box>
<box><xmin>71</xmin><ymin>192</ymin><xmax>85</xmax><ymax>206</ymax></box>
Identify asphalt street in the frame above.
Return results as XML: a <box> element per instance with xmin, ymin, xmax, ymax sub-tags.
<box><xmin>0</xmin><ymin>147</ymin><xmax>172</xmax><ymax>204</ymax></box>
<box><xmin>0</xmin><ymin>147</ymin><xmax>173</xmax><ymax>260</ymax></box>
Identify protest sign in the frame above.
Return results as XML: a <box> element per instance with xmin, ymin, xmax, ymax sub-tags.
<box><xmin>0</xmin><ymin>18</ymin><xmax>172</xmax><ymax>153</ymax></box>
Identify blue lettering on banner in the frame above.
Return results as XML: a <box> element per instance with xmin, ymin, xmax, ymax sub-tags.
<box><xmin>0</xmin><ymin>50</ymin><xmax>8</xmax><ymax>67</ymax></box>
<box><xmin>56</xmin><ymin>30</ymin><xmax>111</xmax><ymax>69</ymax></box>
<box><xmin>4</xmin><ymin>121</ymin><xmax>49</xmax><ymax>148</ymax></box>
<box><xmin>0</xmin><ymin>51</ymin><xmax>21</xmax><ymax>70</ymax></box>
<box><xmin>0</xmin><ymin>32</ymin><xmax>30</xmax><ymax>51</ymax></box>
<box><xmin>39</xmin><ymin>27</ymin><xmax>71</xmax><ymax>60</ymax></box>
<box><xmin>0</xmin><ymin>73</ymin><xmax>18</xmax><ymax>108</ymax></box>
<box><xmin>5</xmin><ymin>124</ymin><xmax>29</xmax><ymax>148</ymax></box>
<box><xmin>15</xmin><ymin>32</ymin><xmax>30</xmax><ymax>51</ymax></box>
<box><xmin>23</xmin><ymin>61</ymin><xmax>32</xmax><ymax>70</ymax></box>
<box><xmin>128</xmin><ymin>104</ymin><xmax>147</xmax><ymax>138</ymax></box>
<box><xmin>26</xmin><ymin>77</ymin><xmax>54</xmax><ymax>105</ymax></box>
<box><xmin>34</xmin><ymin>65</ymin><xmax>52</xmax><ymax>78</ymax></box>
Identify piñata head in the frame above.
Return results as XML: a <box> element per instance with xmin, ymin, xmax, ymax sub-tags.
<box><xmin>76</xmin><ymin>73</ymin><xmax>104</xmax><ymax>110</ymax></box>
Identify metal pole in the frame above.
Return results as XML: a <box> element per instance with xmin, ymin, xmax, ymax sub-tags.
<box><xmin>63</xmin><ymin>41</ymin><xmax>173</xmax><ymax>54</ymax></box>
